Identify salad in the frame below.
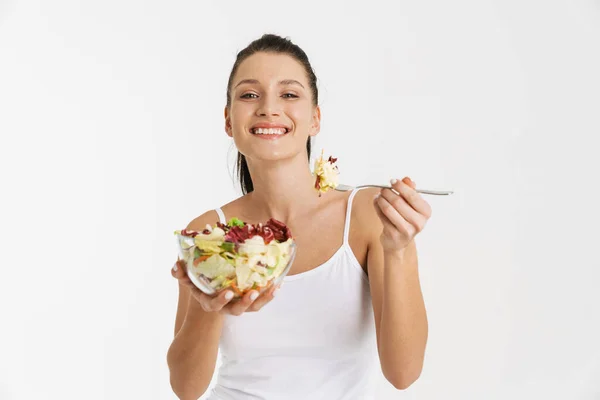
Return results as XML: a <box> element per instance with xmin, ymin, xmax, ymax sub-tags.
<box><xmin>174</xmin><ymin>217</ymin><xmax>295</xmax><ymax>297</ymax></box>
<box><xmin>313</xmin><ymin>149</ymin><xmax>339</xmax><ymax>196</ymax></box>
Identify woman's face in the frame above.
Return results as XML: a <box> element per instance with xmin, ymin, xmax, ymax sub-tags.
<box><xmin>225</xmin><ymin>52</ymin><xmax>320</xmax><ymax>162</ymax></box>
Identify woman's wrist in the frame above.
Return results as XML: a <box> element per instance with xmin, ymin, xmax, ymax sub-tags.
<box><xmin>186</xmin><ymin>296</ymin><xmax>225</xmax><ymax>324</ymax></box>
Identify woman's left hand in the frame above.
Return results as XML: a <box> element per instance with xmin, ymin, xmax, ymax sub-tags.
<box><xmin>374</xmin><ymin>177</ymin><xmax>433</xmax><ymax>255</ymax></box>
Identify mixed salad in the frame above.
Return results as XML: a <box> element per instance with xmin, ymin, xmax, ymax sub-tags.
<box><xmin>313</xmin><ymin>149</ymin><xmax>339</xmax><ymax>196</ymax></box>
<box><xmin>175</xmin><ymin>217</ymin><xmax>294</xmax><ymax>296</ymax></box>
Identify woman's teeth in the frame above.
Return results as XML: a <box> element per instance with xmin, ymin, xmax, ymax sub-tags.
<box><xmin>251</xmin><ymin>128</ymin><xmax>288</xmax><ymax>135</ymax></box>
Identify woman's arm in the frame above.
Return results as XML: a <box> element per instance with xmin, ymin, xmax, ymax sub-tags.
<box><xmin>367</xmin><ymin>238</ymin><xmax>428</xmax><ymax>390</ymax></box>
<box><xmin>167</xmin><ymin>211</ymin><xmax>224</xmax><ymax>399</ymax></box>
<box><xmin>167</xmin><ymin>298</ymin><xmax>224</xmax><ymax>399</ymax></box>
<box><xmin>359</xmin><ymin>179</ymin><xmax>430</xmax><ymax>389</ymax></box>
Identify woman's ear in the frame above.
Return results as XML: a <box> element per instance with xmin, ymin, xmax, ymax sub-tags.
<box><xmin>224</xmin><ymin>107</ymin><xmax>233</xmax><ymax>138</ymax></box>
<box><xmin>309</xmin><ymin>106</ymin><xmax>321</xmax><ymax>137</ymax></box>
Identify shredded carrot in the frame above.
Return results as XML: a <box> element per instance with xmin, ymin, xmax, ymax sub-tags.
<box><xmin>193</xmin><ymin>254</ymin><xmax>211</xmax><ymax>266</ymax></box>
<box><xmin>229</xmin><ymin>282</ymin><xmax>244</xmax><ymax>296</ymax></box>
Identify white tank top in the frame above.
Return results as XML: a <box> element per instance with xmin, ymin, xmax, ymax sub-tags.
<box><xmin>206</xmin><ymin>188</ymin><xmax>379</xmax><ymax>400</ymax></box>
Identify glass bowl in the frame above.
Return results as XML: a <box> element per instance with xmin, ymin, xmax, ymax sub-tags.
<box><xmin>174</xmin><ymin>232</ymin><xmax>297</xmax><ymax>299</ymax></box>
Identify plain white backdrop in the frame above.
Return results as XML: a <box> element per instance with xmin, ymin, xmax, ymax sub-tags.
<box><xmin>1</xmin><ymin>0</ymin><xmax>599</xmax><ymax>399</ymax></box>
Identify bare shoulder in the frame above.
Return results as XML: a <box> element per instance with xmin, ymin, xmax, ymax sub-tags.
<box><xmin>185</xmin><ymin>209</ymin><xmax>223</xmax><ymax>231</ymax></box>
<box><xmin>351</xmin><ymin>187</ymin><xmax>383</xmax><ymax>239</ymax></box>
<box><xmin>185</xmin><ymin>196</ymin><xmax>248</xmax><ymax>231</ymax></box>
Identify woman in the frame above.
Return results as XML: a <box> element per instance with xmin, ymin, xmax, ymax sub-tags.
<box><xmin>167</xmin><ymin>34</ymin><xmax>431</xmax><ymax>400</ymax></box>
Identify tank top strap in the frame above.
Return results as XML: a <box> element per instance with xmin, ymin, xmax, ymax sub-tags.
<box><xmin>343</xmin><ymin>188</ymin><xmax>362</xmax><ymax>245</ymax></box>
<box><xmin>215</xmin><ymin>207</ymin><xmax>226</xmax><ymax>224</ymax></box>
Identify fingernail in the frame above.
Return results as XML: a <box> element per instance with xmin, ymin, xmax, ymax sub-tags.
<box><xmin>225</xmin><ymin>291</ymin><xmax>234</xmax><ymax>300</ymax></box>
<box><xmin>390</xmin><ymin>178</ymin><xmax>398</xmax><ymax>185</ymax></box>
<box><xmin>273</xmin><ymin>287</ymin><xmax>281</xmax><ymax>297</ymax></box>
<box><xmin>250</xmin><ymin>291</ymin><xmax>259</xmax><ymax>301</ymax></box>
<box><xmin>374</xmin><ymin>193</ymin><xmax>380</xmax><ymax>200</ymax></box>
<box><xmin>172</xmin><ymin>262</ymin><xmax>178</xmax><ymax>272</ymax></box>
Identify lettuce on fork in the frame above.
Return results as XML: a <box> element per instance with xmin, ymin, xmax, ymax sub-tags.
<box><xmin>313</xmin><ymin>149</ymin><xmax>339</xmax><ymax>196</ymax></box>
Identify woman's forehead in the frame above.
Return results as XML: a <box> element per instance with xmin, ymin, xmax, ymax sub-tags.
<box><xmin>233</xmin><ymin>53</ymin><xmax>308</xmax><ymax>87</ymax></box>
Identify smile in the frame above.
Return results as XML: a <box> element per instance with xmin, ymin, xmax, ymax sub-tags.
<box><xmin>250</xmin><ymin>127</ymin><xmax>289</xmax><ymax>135</ymax></box>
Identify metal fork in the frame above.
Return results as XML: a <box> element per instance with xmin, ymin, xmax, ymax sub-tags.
<box><xmin>335</xmin><ymin>183</ymin><xmax>453</xmax><ymax>196</ymax></box>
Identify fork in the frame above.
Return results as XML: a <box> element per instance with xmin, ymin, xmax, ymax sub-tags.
<box><xmin>335</xmin><ymin>183</ymin><xmax>453</xmax><ymax>196</ymax></box>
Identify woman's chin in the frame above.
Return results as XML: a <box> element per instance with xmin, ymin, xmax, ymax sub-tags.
<box><xmin>243</xmin><ymin>147</ymin><xmax>302</xmax><ymax>163</ymax></box>
<box><xmin>236</xmin><ymin>134</ymin><xmax>310</xmax><ymax>163</ymax></box>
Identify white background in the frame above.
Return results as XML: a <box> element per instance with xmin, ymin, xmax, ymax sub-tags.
<box><xmin>1</xmin><ymin>0</ymin><xmax>599</xmax><ymax>399</ymax></box>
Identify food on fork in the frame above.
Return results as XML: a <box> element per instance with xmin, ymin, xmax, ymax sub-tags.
<box><xmin>174</xmin><ymin>217</ymin><xmax>295</xmax><ymax>297</ymax></box>
<box><xmin>313</xmin><ymin>149</ymin><xmax>340</xmax><ymax>196</ymax></box>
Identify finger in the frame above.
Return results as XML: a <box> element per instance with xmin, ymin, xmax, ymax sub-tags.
<box><xmin>171</xmin><ymin>259</ymin><xmax>187</xmax><ymax>280</ymax></box>
<box><xmin>189</xmin><ymin>286</ymin><xmax>214</xmax><ymax>310</ymax></box>
<box><xmin>206</xmin><ymin>289</ymin><xmax>235</xmax><ymax>312</ymax></box>
<box><xmin>188</xmin><ymin>286</ymin><xmax>228</xmax><ymax>312</ymax></box>
<box><xmin>390</xmin><ymin>177</ymin><xmax>432</xmax><ymax>218</ymax></box>
<box><xmin>381</xmin><ymin>188</ymin><xmax>427</xmax><ymax>231</ymax></box>
<box><xmin>226</xmin><ymin>290</ymin><xmax>260</xmax><ymax>316</ymax></box>
<box><xmin>373</xmin><ymin>193</ymin><xmax>395</xmax><ymax>229</ymax></box>
<box><xmin>402</xmin><ymin>176</ymin><xmax>416</xmax><ymax>190</ymax></box>
<box><xmin>390</xmin><ymin>177</ymin><xmax>421</xmax><ymax>210</ymax></box>
<box><xmin>247</xmin><ymin>283</ymin><xmax>279</xmax><ymax>312</ymax></box>
<box><xmin>375</xmin><ymin>193</ymin><xmax>413</xmax><ymax>234</ymax></box>
<box><xmin>178</xmin><ymin>277</ymin><xmax>196</xmax><ymax>290</ymax></box>
<box><xmin>171</xmin><ymin>260</ymin><xmax>196</xmax><ymax>289</ymax></box>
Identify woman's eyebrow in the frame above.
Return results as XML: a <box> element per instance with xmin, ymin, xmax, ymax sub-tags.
<box><xmin>279</xmin><ymin>79</ymin><xmax>305</xmax><ymax>89</ymax></box>
<box><xmin>234</xmin><ymin>79</ymin><xmax>305</xmax><ymax>89</ymax></box>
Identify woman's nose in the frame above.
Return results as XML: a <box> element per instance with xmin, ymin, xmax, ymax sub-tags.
<box><xmin>256</xmin><ymin>95</ymin><xmax>280</xmax><ymax>117</ymax></box>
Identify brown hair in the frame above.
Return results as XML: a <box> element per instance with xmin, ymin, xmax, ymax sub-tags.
<box><xmin>226</xmin><ymin>34</ymin><xmax>319</xmax><ymax>194</ymax></box>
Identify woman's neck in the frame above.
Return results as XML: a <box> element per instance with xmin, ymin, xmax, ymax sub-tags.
<box><xmin>245</xmin><ymin>156</ymin><xmax>320</xmax><ymax>222</ymax></box>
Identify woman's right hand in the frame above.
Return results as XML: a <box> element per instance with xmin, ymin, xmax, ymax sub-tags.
<box><xmin>171</xmin><ymin>259</ymin><xmax>280</xmax><ymax>316</ymax></box>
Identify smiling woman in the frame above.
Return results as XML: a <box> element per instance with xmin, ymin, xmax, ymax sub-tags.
<box><xmin>224</xmin><ymin>35</ymin><xmax>320</xmax><ymax>194</ymax></box>
<box><xmin>167</xmin><ymin>33</ymin><xmax>429</xmax><ymax>400</ymax></box>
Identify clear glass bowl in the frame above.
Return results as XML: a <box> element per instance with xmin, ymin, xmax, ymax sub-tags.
<box><xmin>174</xmin><ymin>232</ymin><xmax>297</xmax><ymax>299</ymax></box>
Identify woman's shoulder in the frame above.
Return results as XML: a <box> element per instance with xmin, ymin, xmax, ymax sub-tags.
<box><xmin>185</xmin><ymin>209</ymin><xmax>222</xmax><ymax>231</ymax></box>
<box><xmin>352</xmin><ymin>187</ymin><xmax>380</xmax><ymax>217</ymax></box>
<box><xmin>350</xmin><ymin>187</ymin><xmax>382</xmax><ymax>238</ymax></box>
<box><xmin>185</xmin><ymin>195</ymin><xmax>249</xmax><ymax>231</ymax></box>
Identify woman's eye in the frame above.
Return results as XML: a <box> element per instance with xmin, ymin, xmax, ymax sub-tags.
<box><xmin>240</xmin><ymin>93</ymin><xmax>258</xmax><ymax>99</ymax></box>
<box><xmin>282</xmin><ymin>93</ymin><xmax>299</xmax><ymax>98</ymax></box>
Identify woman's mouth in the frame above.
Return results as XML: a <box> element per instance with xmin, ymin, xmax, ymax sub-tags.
<box><xmin>250</xmin><ymin>127</ymin><xmax>290</xmax><ymax>136</ymax></box>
